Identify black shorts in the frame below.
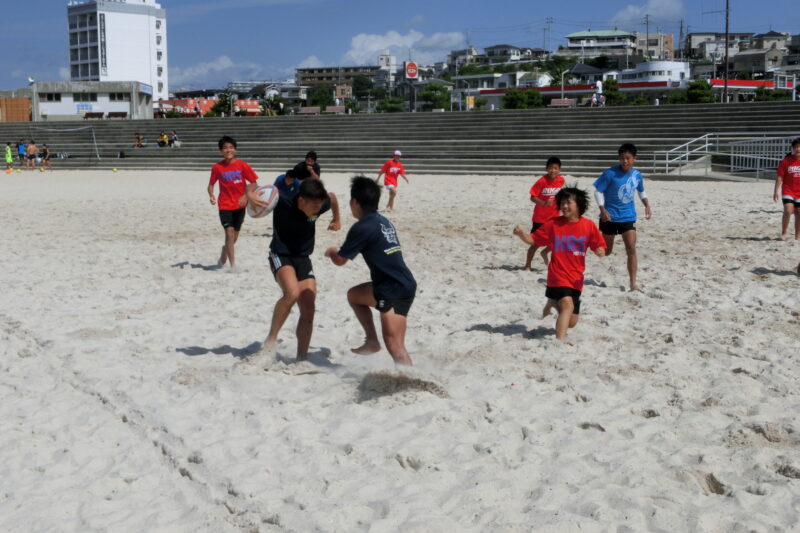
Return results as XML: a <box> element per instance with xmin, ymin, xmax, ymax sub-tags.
<box><xmin>219</xmin><ymin>209</ymin><xmax>246</xmax><ymax>231</ymax></box>
<box><xmin>782</xmin><ymin>197</ymin><xmax>800</xmax><ymax>207</ymax></box>
<box><xmin>545</xmin><ymin>286</ymin><xmax>582</xmax><ymax>314</ymax></box>
<box><xmin>26</xmin><ymin>154</ymin><xmax>36</xmax><ymax>160</ymax></box>
<box><xmin>375</xmin><ymin>291</ymin><xmax>415</xmax><ymax>317</ymax></box>
<box><xmin>530</xmin><ymin>222</ymin><xmax>543</xmax><ymax>234</ymax></box>
<box><xmin>599</xmin><ymin>220</ymin><xmax>636</xmax><ymax>235</ymax></box>
<box><xmin>268</xmin><ymin>252</ymin><xmax>315</xmax><ymax>281</ymax></box>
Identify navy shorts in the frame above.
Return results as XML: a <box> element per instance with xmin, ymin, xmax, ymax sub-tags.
<box><xmin>375</xmin><ymin>291</ymin><xmax>415</xmax><ymax>317</ymax></box>
<box><xmin>599</xmin><ymin>220</ymin><xmax>636</xmax><ymax>235</ymax></box>
<box><xmin>781</xmin><ymin>197</ymin><xmax>800</xmax><ymax>207</ymax></box>
<box><xmin>268</xmin><ymin>253</ymin><xmax>315</xmax><ymax>281</ymax></box>
<box><xmin>219</xmin><ymin>208</ymin><xmax>246</xmax><ymax>231</ymax></box>
<box><xmin>545</xmin><ymin>286</ymin><xmax>582</xmax><ymax>314</ymax></box>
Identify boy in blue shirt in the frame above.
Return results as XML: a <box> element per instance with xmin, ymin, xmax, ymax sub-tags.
<box><xmin>593</xmin><ymin>143</ymin><xmax>652</xmax><ymax>292</ymax></box>
<box><xmin>325</xmin><ymin>177</ymin><xmax>417</xmax><ymax>366</ymax></box>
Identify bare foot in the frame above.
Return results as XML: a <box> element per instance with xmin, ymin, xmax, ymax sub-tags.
<box><xmin>542</xmin><ymin>299</ymin><xmax>555</xmax><ymax>318</ymax></box>
<box><xmin>351</xmin><ymin>340</ymin><xmax>381</xmax><ymax>355</ymax></box>
<box><xmin>522</xmin><ymin>265</ymin><xmax>532</xmax><ymax>272</ymax></box>
<box><xmin>629</xmin><ymin>285</ymin><xmax>644</xmax><ymax>293</ymax></box>
<box><xmin>780</xmin><ymin>233</ymin><xmax>788</xmax><ymax>241</ymax></box>
<box><xmin>217</xmin><ymin>246</ymin><xmax>226</xmax><ymax>267</ymax></box>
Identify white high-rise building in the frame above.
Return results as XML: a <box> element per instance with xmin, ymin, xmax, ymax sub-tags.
<box><xmin>67</xmin><ymin>0</ymin><xmax>168</xmax><ymax>101</ymax></box>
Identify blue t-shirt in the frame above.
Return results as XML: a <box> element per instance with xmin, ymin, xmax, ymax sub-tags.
<box><xmin>273</xmin><ymin>173</ymin><xmax>300</xmax><ymax>199</ymax></box>
<box><xmin>17</xmin><ymin>144</ymin><xmax>25</xmax><ymax>155</ymax></box>
<box><xmin>592</xmin><ymin>165</ymin><xmax>645</xmax><ymax>223</ymax></box>
<box><xmin>338</xmin><ymin>212</ymin><xmax>417</xmax><ymax>300</ymax></box>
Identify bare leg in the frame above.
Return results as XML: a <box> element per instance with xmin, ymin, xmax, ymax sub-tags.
<box><xmin>621</xmin><ymin>230</ymin><xmax>640</xmax><ymax>291</ymax></box>
<box><xmin>224</xmin><ymin>227</ymin><xmax>239</xmax><ymax>268</ymax></box>
<box><xmin>217</xmin><ymin>245</ymin><xmax>227</xmax><ymax>267</ymax></box>
<box><xmin>542</xmin><ymin>298</ymin><xmax>556</xmax><ymax>318</ymax></box>
<box><xmin>523</xmin><ymin>245</ymin><xmax>536</xmax><ymax>271</ymax></box>
<box><xmin>387</xmin><ymin>188</ymin><xmax>397</xmax><ymax>212</ymax></box>
<box><xmin>780</xmin><ymin>203</ymin><xmax>792</xmax><ymax>239</ymax></box>
<box><xmin>380</xmin><ymin>309</ymin><xmax>412</xmax><ymax>366</ymax></box>
<box><xmin>262</xmin><ymin>267</ymin><xmax>300</xmax><ymax>353</ymax></box>
<box><xmin>554</xmin><ymin>296</ymin><xmax>578</xmax><ymax>340</ymax></box>
<box><xmin>540</xmin><ymin>247</ymin><xmax>550</xmax><ymax>266</ymax></box>
<box><xmin>602</xmin><ymin>233</ymin><xmax>615</xmax><ymax>255</ymax></box>
<box><xmin>294</xmin><ymin>278</ymin><xmax>317</xmax><ymax>360</ymax></box>
<box><xmin>347</xmin><ymin>283</ymin><xmax>381</xmax><ymax>355</ymax></box>
<box><xmin>793</xmin><ymin>205</ymin><xmax>800</xmax><ymax>240</ymax></box>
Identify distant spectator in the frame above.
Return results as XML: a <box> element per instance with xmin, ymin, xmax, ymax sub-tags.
<box><xmin>133</xmin><ymin>133</ymin><xmax>144</xmax><ymax>148</ymax></box>
<box><xmin>17</xmin><ymin>139</ymin><xmax>26</xmax><ymax>164</ymax></box>
<box><xmin>293</xmin><ymin>151</ymin><xmax>321</xmax><ymax>180</ymax></box>
<box><xmin>194</xmin><ymin>103</ymin><xmax>202</xmax><ymax>118</ymax></box>
<box><xmin>169</xmin><ymin>130</ymin><xmax>179</xmax><ymax>148</ymax></box>
<box><xmin>5</xmin><ymin>142</ymin><xmax>13</xmax><ymax>170</ymax></box>
<box><xmin>40</xmin><ymin>144</ymin><xmax>52</xmax><ymax>170</ymax></box>
<box><xmin>26</xmin><ymin>140</ymin><xmax>38</xmax><ymax>171</ymax></box>
<box><xmin>158</xmin><ymin>131</ymin><xmax>168</xmax><ymax>148</ymax></box>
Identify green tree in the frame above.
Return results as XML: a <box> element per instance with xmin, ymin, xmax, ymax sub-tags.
<box><xmin>628</xmin><ymin>94</ymin><xmax>650</xmax><ymax>106</ymax></box>
<box><xmin>376</xmin><ymin>97</ymin><xmax>404</xmax><ymax>113</ymax></box>
<box><xmin>502</xmin><ymin>88</ymin><xmax>528</xmax><ymax>109</ymax></box>
<box><xmin>524</xmin><ymin>89</ymin><xmax>543</xmax><ymax>108</ymax></box>
<box><xmin>602</xmin><ymin>78</ymin><xmax>624</xmax><ymax>106</ymax></box>
<box><xmin>309</xmin><ymin>86</ymin><xmax>333</xmax><ymax>109</ymax></box>
<box><xmin>754</xmin><ymin>87</ymin><xmax>791</xmax><ymax>102</ymax></box>
<box><xmin>687</xmin><ymin>80</ymin><xmax>713</xmax><ymax>103</ymax></box>
<box><xmin>666</xmin><ymin>90</ymin><xmax>689</xmax><ymax>105</ymax></box>
<box><xmin>351</xmin><ymin>75</ymin><xmax>373</xmax><ymax>99</ymax></box>
<box><xmin>345</xmin><ymin>99</ymin><xmax>361</xmax><ymax>113</ymax></box>
<box><xmin>417</xmin><ymin>83</ymin><xmax>450</xmax><ymax>110</ymax></box>
<box><xmin>205</xmin><ymin>90</ymin><xmax>233</xmax><ymax>117</ymax></box>
<box><xmin>472</xmin><ymin>97</ymin><xmax>488</xmax><ymax>110</ymax></box>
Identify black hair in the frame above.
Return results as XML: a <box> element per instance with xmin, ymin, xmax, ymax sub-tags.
<box><xmin>792</xmin><ymin>138</ymin><xmax>800</xmax><ymax>148</ymax></box>
<box><xmin>286</xmin><ymin>168</ymin><xmax>298</xmax><ymax>178</ymax></box>
<box><xmin>546</xmin><ymin>156</ymin><xmax>562</xmax><ymax>168</ymax></box>
<box><xmin>350</xmin><ymin>176</ymin><xmax>381</xmax><ymax>213</ymax></box>
<box><xmin>218</xmin><ymin>135</ymin><xmax>237</xmax><ymax>149</ymax></box>
<box><xmin>618</xmin><ymin>143</ymin><xmax>637</xmax><ymax>157</ymax></box>
<box><xmin>299</xmin><ymin>177</ymin><xmax>328</xmax><ymax>200</ymax></box>
<box><xmin>555</xmin><ymin>184</ymin><xmax>590</xmax><ymax>215</ymax></box>
<box><xmin>305</xmin><ymin>151</ymin><xmax>317</xmax><ymax>161</ymax></box>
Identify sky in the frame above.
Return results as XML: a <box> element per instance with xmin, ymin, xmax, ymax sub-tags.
<box><xmin>1</xmin><ymin>0</ymin><xmax>795</xmax><ymax>91</ymax></box>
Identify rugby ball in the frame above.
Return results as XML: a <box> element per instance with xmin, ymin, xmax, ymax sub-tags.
<box><xmin>247</xmin><ymin>185</ymin><xmax>280</xmax><ymax>218</ymax></box>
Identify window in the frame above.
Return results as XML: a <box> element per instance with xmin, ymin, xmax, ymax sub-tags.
<box><xmin>156</xmin><ymin>50</ymin><xmax>162</xmax><ymax>61</ymax></box>
<box><xmin>157</xmin><ymin>66</ymin><xmax>163</xmax><ymax>77</ymax></box>
<box><xmin>70</xmin><ymin>49</ymin><xmax>79</xmax><ymax>61</ymax></box>
<box><xmin>109</xmin><ymin>93</ymin><xmax>130</xmax><ymax>101</ymax></box>
<box><xmin>80</xmin><ymin>47</ymin><xmax>88</xmax><ymax>60</ymax></box>
<box><xmin>90</xmin><ymin>63</ymin><xmax>99</xmax><ymax>77</ymax></box>
<box><xmin>71</xmin><ymin>65</ymin><xmax>79</xmax><ymax>78</ymax></box>
<box><xmin>69</xmin><ymin>16</ymin><xmax>78</xmax><ymax>29</ymax></box>
<box><xmin>158</xmin><ymin>82</ymin><xmax>164</xmax><ymax>92</ymax></box>
<box><xmin>39</xmin><ymin>93</ymin><xmax>62</xmax><ymax>102</ymax></box>
<box><xmin>73</xmin><ymin>93</ymin><xmax>97</xmax><ymax>102</ymax></box>
<box><xmin>156</xmin><ymin>35</ymin><xmax>162</xmax><ymax>45</ymax></box>
<box><xmin>156</xmin><ymin>19</ymin><xmax>162</xmax><ymax>29</ymax></box>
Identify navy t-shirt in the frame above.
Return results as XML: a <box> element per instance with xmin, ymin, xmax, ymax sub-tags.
<box><xmin>293</xmin><ymin>160</ymin><xmax>321</xmax><ymax>180</ymax></box>
<box><xmin>270</xmin><ymin>192</ymin><xmax>330</xmax><ymax>256</ymax></box>
<box><xmin>273</xmin><ymin>173</ymin><xmax>300</xmax><ymax>199</ymax></box>
<box><xmin>338</xmin><ymin>212</ymin><xmax>416</xmax><ymax>300</ymax></box>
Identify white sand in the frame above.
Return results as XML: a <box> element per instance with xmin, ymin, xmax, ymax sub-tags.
<box><xmin>1</xmin><ymin>169</ymin><xmax>799</xmax><ymax>532</ymax></box>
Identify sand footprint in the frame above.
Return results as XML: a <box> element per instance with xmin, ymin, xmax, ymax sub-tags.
<box><xmin>356</xmin><ymin>369</ymin><xmax>448</xmax><ymax>403</ymax></box>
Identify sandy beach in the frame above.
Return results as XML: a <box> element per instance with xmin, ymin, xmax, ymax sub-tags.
<box><xmin>1</xmin><ymin>169</ymin><xmax>799</xmax><ymax>532</ymax></box>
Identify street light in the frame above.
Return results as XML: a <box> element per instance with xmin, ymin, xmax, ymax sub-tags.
<box><xmin>560</xmin><ymin>69</ymin><xmax>570</xmax><ymax>99</ymax></box>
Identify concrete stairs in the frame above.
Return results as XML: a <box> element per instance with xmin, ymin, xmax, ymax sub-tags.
<box><xmin>1</xmin><ymin>101</ymin><xmax>798</xmax><ymax>176</ymax></box>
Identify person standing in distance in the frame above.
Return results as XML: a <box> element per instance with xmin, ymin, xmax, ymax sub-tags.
<box><xmin>376</xmin><ymin>150</ymin><xmax>409</xmax><ymax>212</ymax></box>
<box><xmin>774</xmin><ymin>137</ymin><xmax>800</xmax><ymax>240</ymax></box>
<box><xmin>593</xmin><ymin>143</ymin><xmax>651</xmax><ymax>292</ymax></box>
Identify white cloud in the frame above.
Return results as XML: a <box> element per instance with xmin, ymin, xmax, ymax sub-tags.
<box><xmin>610</xmin><ymin>0</ymin><xmax>686</xmax><ymax>28</ymax></box>
<box><xmin>342</xmin><ymin>30</ymin><xmax>465</xmax><ymax>66</ymax></box>
<box><xmin>297</xmin><ymin>55</ymin><xmax>324</xmax><ymax>68</ymax></box>
<box><xmin>169</xmin><ymin>55</ymin><xmax>275</xmax><ymax>89</ymax></box>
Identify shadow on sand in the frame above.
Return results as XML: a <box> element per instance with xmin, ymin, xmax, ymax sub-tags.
<box><xmin>170</xmin><ymin>261</ymin><xmax>222</xmax><ymax>271</ymax></box>
<box><xmin>176</xmin><ymin>342</ymin><xmax>261</xmax><ymax>359</ymax></box>
<box><xmin>751</xmin><ymin>267</ymin><xmax>799</xmax><ymax>277</ymax></box>
<box><xmin>466</xmin><ymin>323</ymin><xmax>555</xmax><ymax>339</ymax></box>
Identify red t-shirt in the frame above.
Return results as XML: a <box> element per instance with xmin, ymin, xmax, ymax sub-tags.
<box><xmin>533</xmin><ymin>216</ymin><xmax>606</xmax><ymax>291</ymax></box>
<box><xmin>777</xmin><ymin>155</ymin><xmax>800</xmax><ymax>198</ymax></box>
<box><xmin>380</xmin><ymin>160</ymin><xmax>405</xmax><ymax>187</ymax></box>
<box><xmin>209</xmin><ymin>159</ymin><xmax>259</xmax><ymax>211</ymax></box>
<box><xmin>529</xmin><ymin>175</ymin><xmax>565</xmax><ymax>223</ymax></box>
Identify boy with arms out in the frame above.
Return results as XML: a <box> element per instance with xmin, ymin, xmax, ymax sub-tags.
<box><xmin>375</xmin><ymin>150</ymin><xmax>409</xmax><ymax>212</ymax></box>
<box><xmin>207</xmin><ymin>136</ymin><xmax>259</xmax><ymax>271</ymax></box>
<box><xmin>593</xmin><ymin>143</ymin><xmax>652</xmax><ymax>291</ymax></box>
<box><xmin>514</xmin><ymin>186</ymin><xmax>606</xmax><ymax>340</ymax></box>
<box><xmin>325</xmin><ymin>177</ymin><xmax>417</xmax><ymax>366</ymax></box>
<box><xmin>522</xmin><ymin>156</ymin><xmax>565</xmax><ymax>270</ymax></box>
<box><xmin>774</xmin><ymin>138</ymin><xmax>800</xmax><ymax>240</ymax></box>
<box><xmin>246</xmin><ymin>178</ymin><xmax>340</xmax><ymax>364</ymax></box>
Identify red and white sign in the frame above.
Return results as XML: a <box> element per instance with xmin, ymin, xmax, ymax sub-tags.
<box><xmin>405</xmin><ymin>61</ymin><xmax>419</xmax><ymax>80</ymax></box>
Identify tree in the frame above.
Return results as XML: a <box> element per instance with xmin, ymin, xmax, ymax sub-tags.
<box><xmin>602</xmin><ymin>78</ymin><xmax>624</xmax><ymax>106</ymax></box>
<box><xmin>472</xmin><ymin>97</ymin><xmax>489</xmax><ymax>110</ymax></box>
<box><xmin>352</xmin><ymin>75</ymin><xmax>373</xmax><ymax>99</ymax></box>
<box><xmin>755</xmin><ymin>87</ymin><xmax>791</xmax><ymax>102</ymax></box>
<box><xmin>687</xmin><ymin>80</ymin><xmax>713</xmax><ymax>103</ymax></box>
<box><xmin>345</xmin><ymin>99</ymin><xmax>361</xmax><ymax>113</ymax></box>
<box><xmin>310</xmin><ymin>86</ymin><xmax>333</xmax><ymax>109</ymax></box>
<box><xmin>524</xmin><ymin>89</ymin><xmax>543</xmax><ymax>108</ymax></box>
<box><xmin>417</xmin><ymin>83</ymin><xmax>450</xmax><ymax>110</ymax></box>
<box><xmin>376</xmin><ymin>97</ymin><xmax>404</xmax><ymax>113</ymax></box>
<box><xmin>205</xmin><ymin>89</ymin><xmax>233</xmax><ymax>117</ymax></box>
<box><xmin>502</xmin><ymin>88</ymin><xmax>528</xmax><ymax>109</ymax></box>
<box><xmin>666</xmin><ymin>90</ymin><xmax>689</xmax><ymax>105</ymax></box>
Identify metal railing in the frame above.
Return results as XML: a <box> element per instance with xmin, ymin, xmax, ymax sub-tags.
<box><xmin>652</xmin><ymin>132</ymin><xmax>799</xmax><ymax>178</ymax></box>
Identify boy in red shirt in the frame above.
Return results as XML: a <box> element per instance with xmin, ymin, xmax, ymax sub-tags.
<box><xmin>207</xmin><ymin>136</ymin><xmax>259</xmax><ymax>271</ymax></box>
<box><xmin>774</xmin><ymin>137</ymin><xmax>800</xmax><ymax>240</ymax></box>
<box><xmin>376</xmin><ymin>150</ymin><xmax>409</xmax><ymax>212</ymax></box>
<box><xmin>514</xmin><ymin>186</ymin><xmax>606</xmax><ymax>340</ymax></box>
<box><xmin>522</xmin><ymin>156</ymin><xmax>565</xmax><ymax>270</ymax></box>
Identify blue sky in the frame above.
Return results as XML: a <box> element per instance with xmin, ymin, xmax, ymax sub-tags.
<box><xmin>1</xmin><ymin>0</ymin><xmax>794</xmax><ymax>91</ymax></box>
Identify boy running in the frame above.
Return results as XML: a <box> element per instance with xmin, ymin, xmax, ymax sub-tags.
<box><xmin>522</xmin><ymin>156</ymin><xmax>565</xmax><ymax>270</ymax></box>
<box><xmin>773</xmin><ymin>137</ymin><xmax>800</xmax><ymax>240</ymax></box>
<box><xmin>376</xmin><ymin>150</ymin><xmax>409</xmax><ymax>212</ymax></box>
<box><xmin>514</xmin><ymin>186</ymin><xmax>606</xmax><ymax>340</ymax></box>
<box><xmin>245</xmin><ymin>178</ymin><xmax>340</xmax><ymax>364</ymax></box>
<box><xmin>207</xmin><ymin>136</ymin><xmax>259</xmax><ymax>271</ymax></box>
<box><xmin>593</xmin><ymin>143</ymin><xmax>651</xmax><ymax>292</ymax></box>
<box><xmin>326</xmin><ymin>177</ymin><xmax>417</xmax><ymax>366</ymax></box>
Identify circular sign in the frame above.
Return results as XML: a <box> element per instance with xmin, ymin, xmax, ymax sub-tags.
<box><xmin>405</xmin><ymin>61</ymin><xmax>419</xmax><ymax>79</ymax></box>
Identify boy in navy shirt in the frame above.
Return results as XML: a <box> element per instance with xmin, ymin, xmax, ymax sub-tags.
<box><xmin>593</xmin><ymin>143</ymin><xmax>652</xmax><ymax>292</ymax></box>
<box><xmin>326</xmin><ymin>177</ymin><xmax>417</xmax><ymax>366</ymax></box>
<box><xmin>245</xmin><ymin>178</ymin><xmax>340</xmax><ymax>364</ymax></box>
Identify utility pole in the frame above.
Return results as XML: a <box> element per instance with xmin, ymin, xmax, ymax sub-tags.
<box><xmin>545</xmin><ymin>17</ymin><xmax>553</xmax><ymax>53</ymax></box>
<box><xmin>679</xmin><ymin>19</ymin><xmax>684</xmax><ymax>59</ymax></box>
<box><xmin>644</xmin><ymin>14</ymin><xmax>650</xmax><ymax>60</ymax></box>
<box><xmin>724</xmin><ymin>0</ymin><xmax>730</xmax><ymax>103</ymax></box>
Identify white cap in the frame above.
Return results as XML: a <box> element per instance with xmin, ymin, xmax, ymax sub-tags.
<box><xmin>393</xmin><ymin>150</ymin><xmax>402</xmax><ymax>156</ymax></box>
